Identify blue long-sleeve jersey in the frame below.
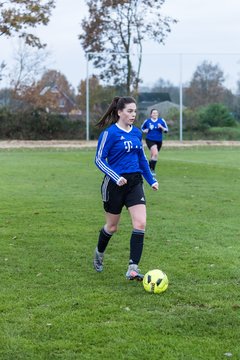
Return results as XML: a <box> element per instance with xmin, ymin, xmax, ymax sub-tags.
<box><xmin>141</xmin><ymin>117</ymin><xmax>168</xmax><ymax>142</ymax></box>
<box><xmin>95</xmin><ymin>123</ymin><xmax>156</xmax><ymax>186</ymax></box>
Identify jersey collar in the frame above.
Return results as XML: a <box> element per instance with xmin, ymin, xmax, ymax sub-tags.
<box><xmin>115</xmin><ymin>123</ymin><xmax>133</xmax><ymax>133</ymax></box>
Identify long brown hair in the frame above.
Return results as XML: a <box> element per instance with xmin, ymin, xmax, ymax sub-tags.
<box><xmin>150</xmin><ymin>108</ymin><xmax>158</xmax><ymax>115</ymax></box>
<box><xmin>96</xmin><ymin>96</ymin><xmax>136</xmax><ymax>128</ymax></box>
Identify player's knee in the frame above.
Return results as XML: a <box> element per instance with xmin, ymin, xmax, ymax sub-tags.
<box><xmin>133</xmin><ymin>220</ymin><xmax>146</xmax><ymax>231</ymax></box>
<box><xmin>107</xmin><ymin>224</ymin><xmax>118</xmax><ymax>234</ymax></box>
<box><xmin>151</xmin><ymin>150</ymin><xmax>157</xmax><ymax>158</ymax></box>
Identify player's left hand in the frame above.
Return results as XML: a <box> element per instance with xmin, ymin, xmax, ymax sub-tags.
<box><xmin>151</xmin><ymin>182</ymin><xmax>158</xmax><ymax>191</ymax></box>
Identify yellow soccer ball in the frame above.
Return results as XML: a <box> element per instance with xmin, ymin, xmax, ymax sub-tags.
<box><xmin>143</xmin><ymin>269</ymin><xmax>169</xmax><ymax>294</ymax></box>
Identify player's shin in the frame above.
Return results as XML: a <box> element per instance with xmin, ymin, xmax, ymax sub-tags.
<box><xmin>129</xmin><ymin>229</ymin><xmax>145</xmax><ymax>265</ymax></box>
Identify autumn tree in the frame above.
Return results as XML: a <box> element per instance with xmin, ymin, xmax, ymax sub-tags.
<box><xmin>79</xmin><ymin>0</ymin><xmax>177</xmax><ymax>95</ymax></box>
<box><xmin>0</xmin><ymin>0</ymin><xmax>55</xmax><ymax>48</ymax></box>
<box><xmin>77</xmin><ymin>75</ymin><xmax>119</xmax><ymax>120</ymax></box>
<box><xmin>19</xmin><ymin>69</ymin><xmax>75</xmax><ymax>110</ymax></box>
<box><xmin>185</xmin><ymin>61</ymin><xmax>226</xmax><ymax>108</ymax></box>
<box><xmin>39</xmin><ymin>70</ymin><xmax>75</xmax><ymax>98</ymax></box>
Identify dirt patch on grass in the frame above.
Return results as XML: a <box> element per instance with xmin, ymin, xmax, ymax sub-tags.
<box><xmin>0</xmin><ymin>140</ymin><xmax>240</xmax><ymax>149</ymax></box>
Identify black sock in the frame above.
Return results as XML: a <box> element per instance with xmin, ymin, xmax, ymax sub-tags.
<box><xmin>151</xmin><ymin>160</ymin><xmax>157</xmax><ymax>170</ymax></box>
<box><xmin>149</xmin><ymin>160</ymin><xmax>153</xmax><ymax>170</ymax></box>
<box><xmin>97</xmin><ymin>227</ymin><xmax>112</xmax><ymax>253</ymax></box>
<box><xmin>129</xmin><ymin>229</ymin><xmax>145</xmax><ymax>265</ymax></box>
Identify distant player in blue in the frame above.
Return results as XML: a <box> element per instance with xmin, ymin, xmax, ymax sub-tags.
<box><xmin>94</xmin><ymin>96</ymin><xmax>158</xmax><ymax>281</ymax></box>
<box><xmin>141</xmin><ymin>109</ymin><xmax>168</xmax><ymax>176</ymax></box>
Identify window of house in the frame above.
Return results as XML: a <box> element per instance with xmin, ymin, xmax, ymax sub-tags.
<box><xmin>59</xmin><ymin>98</ymin><xmax>65</xmax><ymax>108</ymax></box>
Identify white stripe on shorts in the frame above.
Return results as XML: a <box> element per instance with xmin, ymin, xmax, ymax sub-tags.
<box><xmin>101</xmin><ymin>176</ymin><xmax>110</xmax><ymax>202</ymax></box>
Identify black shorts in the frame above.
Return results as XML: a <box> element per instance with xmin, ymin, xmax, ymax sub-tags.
<box><xmin>146</xmin><ymin>139</ymin><xmax>162</xmax><ymax>151</ymax></box>
<box><xmin>101</xmin><ymin>173</ymin><xmax>146</xmax><ymax>215</ymax></box>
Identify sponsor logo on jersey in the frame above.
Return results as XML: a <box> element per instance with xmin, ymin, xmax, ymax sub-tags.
<box><xmin>124</xmin><ymin>141</ymin><xmax>133</xmax><ymax>152</ymax></box>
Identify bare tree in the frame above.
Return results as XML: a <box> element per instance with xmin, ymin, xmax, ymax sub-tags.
<box><xmin>0</xmin><ymin>0</ymin><xmax>55</xmax><ymax>48</ymax></box>
<box><xmin>185</xmin><ymin>61</ymin><xmax>226</xmax><ymax>108</ymax></box>
<box><xmin>79</xmin><ymin>0</ymin><xmax>177</xmax><ymax>94</ymax></box>
<box><xmin>0</xmin><ymin>60</ymin><xmax>6</xmax><ymax>81</ymax></box>
<box><xmin>151</xmin><ymin>77</ymin><xmax>180</xmax><ymax>104</ymax></box>
<box><xmin>9</xmin><ymin>41</ymin><xmax>50</xmax><ymax>92</ymax></box>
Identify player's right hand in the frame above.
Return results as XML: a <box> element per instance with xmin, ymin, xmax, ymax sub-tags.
<box><xmin>117</xmin><ymin>177</ymin><xmax>127</xmax><ymax>186</ymax></box>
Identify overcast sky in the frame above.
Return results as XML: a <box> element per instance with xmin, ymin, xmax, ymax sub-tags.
<box><xmin>1</xmin><ymin>0</ymin><xmax>240</xmax><ymax>91</ymax></box>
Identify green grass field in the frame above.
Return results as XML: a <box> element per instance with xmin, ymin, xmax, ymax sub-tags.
<box><xmin>0</xmin><ymin>146</ymin><xmax>240</xmax><ymax>360</ymax></box>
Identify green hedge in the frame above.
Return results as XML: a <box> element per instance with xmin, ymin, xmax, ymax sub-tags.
<box><xmin>0</xmin><ymin>108</ymin><xmax>87</xmax><ymax>140</ymax></box>
<box><xmin>1</xmin><ymin>106</ymin><xmax>240</xmax><ymax>141</ymax></box>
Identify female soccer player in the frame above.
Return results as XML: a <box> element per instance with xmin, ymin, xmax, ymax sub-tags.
<box><xmin>94</xmin><ymin>96</ymin><xmax>158</xmax><ymax>281</ymax></box>
<box><xmin>141</xmin><ymin>109</ymin><xmax>168</xmax><ymax>176</ymax></box>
